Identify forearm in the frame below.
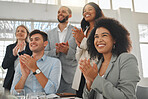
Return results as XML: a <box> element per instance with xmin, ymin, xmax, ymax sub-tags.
<box><xmin>15</xmin><ymin>76</ymin><xmax>26</xmax><ymax>90</ymax></box>
<box><xmin>35</xmin><ymin>72</ymin><xmax>48</xmax><ymax>88</ymax></box>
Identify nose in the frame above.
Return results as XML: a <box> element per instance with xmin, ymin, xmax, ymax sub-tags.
<box><xmin>97</xmin><ymin>37</ymin><xmax>103</xmax><ymax>42</ymax></box>
<box><xmin>30</xmin><ymin>40</ymin><xmax>35</xmax><ymax>44</ymax></box>
<box><xmin>83</xmin><ymin>11</ymin><xmax>88</xmax><ymax>15</ymax></box>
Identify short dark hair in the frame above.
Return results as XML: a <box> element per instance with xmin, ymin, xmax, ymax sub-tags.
<box><xmin>29</xmin><ymin>30</ymin><xmax>48</xmax><ymax>41</ymax></box>
<box><xmin>81</xmin><ymin>2</ymin><xmax>104</xmax><ymax>32</ymax></box>
<box><xmin>87</xmin><ymin>17</ymin><xmax>132</xmax><ymax>60</ymax></box>
<box><xmin>61</xmin><ymin>6</ymin><xmax>72</xmax><ymax>15</ymax></box>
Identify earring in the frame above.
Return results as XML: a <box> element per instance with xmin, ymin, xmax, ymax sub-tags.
<box><xmin>113</xmin><ymin>44</ymin><xmax>115</xmax><ymax>49</ymax></box>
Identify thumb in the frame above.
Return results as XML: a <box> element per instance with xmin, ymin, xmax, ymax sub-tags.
<box><xmin>55</xmin><ymin>43</ymin><xmax>58</xmax><ymax>46</ymax></box>
<box><xmin>81</xmin><ymin>28</ymin><xmax>86</xmax><ymax>37</ymax></box>
<box><xmin>93</xmin><ymin>62</ymin><xmax>98</xmax><ymax>70</ymax></box>
<box><xmin>66</xmin><ymin>41</ymin><xmax>69</xmax><ymax>46</ymax></box>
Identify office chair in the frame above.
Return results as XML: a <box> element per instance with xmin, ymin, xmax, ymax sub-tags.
<box><xmin>136</xmin><ymin>86</ymin><xmax>148</xmax><ymax>99</ymax></box>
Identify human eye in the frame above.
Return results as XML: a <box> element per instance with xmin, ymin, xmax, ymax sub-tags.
<box><xmin>88</xmin><ymin>8</ymin><xmax>92</xmax><ymax>11</ymax></box>
<box><xmin>94</xmin><ymin>35</ymin><xmax>99</xmax><ymax>38</ymax></box>
<box><xmin>16</xmin><ymin>30</ymin><xmax>19</xmax><ymax>32</ymax></box>
<box><xmin>35</xmin><ymin>38</ymin><xmax>40</xmax><ymax>41</ymax></box>
<box><xmin>102</xmin><ymin>32</ymin><xmax>109</xmax><ymax>37</ymax></box>
<box><xmin>62</xmin><ymin>10</ymin><xmax>66</xmax><ymax>13</ymax></box>
<box><xmin>83</xmin><ymin>10</ymin><xmax>86</xmax><ymax>13</ymax></box>
<box><xmin>30</xmin><ymin>38</ymin><xmax>33</xmax><ymax>42</ymax></box>
<box><xmin>102</xmin><ymin>34</ymin><xmax>107</xmax><ymax>37</ymax></box>
<box><xmin>21</xmin><ymin>30</ymin><xmax>25</xmax><ymax>33</ymax></box>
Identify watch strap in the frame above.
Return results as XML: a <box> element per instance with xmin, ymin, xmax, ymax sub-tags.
<box><xmin>33</xmin><ymin>69</ymin><xmax>41</xmax><ymax>75</ymax></box>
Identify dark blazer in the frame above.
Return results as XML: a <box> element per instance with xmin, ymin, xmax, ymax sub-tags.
<box><xmin>2</xmin><ymin>42</ymin><xmax>32</xmax><ymax>90</ymax></box>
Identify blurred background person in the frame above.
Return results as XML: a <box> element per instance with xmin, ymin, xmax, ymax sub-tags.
<box><xmin>72</xmin><ymin>2</ymin><xmax>104</xmax><ymax>98</ymax></box>
<box><xmin>80</xmin><ymin>17</ymin><xmax>140</xmax><ymax>99</ymax></box>
<box><xmin>2</xmin><ymin>25</ymin><xmax>32</xmax><ymax>94</ymax></box>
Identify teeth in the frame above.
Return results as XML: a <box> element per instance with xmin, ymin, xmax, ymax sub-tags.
<box><xmin>98</xmin><ymin>45</ymin><xmax>105</xmax><ymax>47</ymax></box>
<box><xmin>86</xmin><ymin>15</ymin><xmax>90</xmax><ymax>17</ymax></box>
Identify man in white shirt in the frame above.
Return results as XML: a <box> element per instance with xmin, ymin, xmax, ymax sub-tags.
<box><xmin>45</xmin><ymin>6</ymin><xmax>77</xmax><ymax>94</ymax></box>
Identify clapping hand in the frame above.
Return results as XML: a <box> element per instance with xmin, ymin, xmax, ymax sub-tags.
<box><xmin>79</xmin><ymin>58</ymin><xmax>98</xmax><ymax>90</ymax></box>
<box><xmin>19</xmin><ymin>55</ymin><xmax>30</xmax><ymax>79</ymax></box>
<box><xmin>72</xmin><ymin>27</ymin><xmax>86</xmax><ymax>47</ymax></box>
<box><xmin>55</xmin><ymin>41</ymin><xmax>69</xmax><ymax>55</ymax></box>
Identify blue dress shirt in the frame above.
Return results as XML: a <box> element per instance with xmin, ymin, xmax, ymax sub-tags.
<box><xmin>11</xmin><ymin>54</ymin><xmax>61</xmax><ymax>95</ymax></box>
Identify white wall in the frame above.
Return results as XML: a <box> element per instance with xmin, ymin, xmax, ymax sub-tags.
<box><xmin>0</xmin><ymin>1</ymin><xmax>82</xmax><ymax>22</ymax></box>
<box><xmin>0</xmin><ymin>1</ymin><xmax>148</xmax><ymax>86</ymax></box>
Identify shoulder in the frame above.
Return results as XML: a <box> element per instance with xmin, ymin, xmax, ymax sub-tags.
<box><xmin>69</xmin><ymin>24</ymin><xmax>74</xmax><ymax>28</ymax></box>
<box><xmin>7</xmin><ymin>43</ymin><xmax>16</xmax><ymax>48</ymax></box>
<box><xmin>118</xmin><ymin>53</ymin><xmax>137</xmax><ymax>60</ymax></box>
<box><xmin>48</xmin><ymin>27</ymin><xmax>57</xmax><ymax>34</ymax></box>
<box><xmin>117</xmin><ymin>53</ymin><xmax>138</xmax><ymax>66</ymax></box>
<box><xmin>45</xmin><ymin>55</ymin><xmax>61</xmax><ymax>63</ymax></box>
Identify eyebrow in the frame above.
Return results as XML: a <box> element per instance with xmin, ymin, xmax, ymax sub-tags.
<box><xmin>102</xmin><ymin>32</ymin><xmax>110</xmax><ymax>35</ymax></box>
<box><xmin>95</xmin><ymin>32</ymin><xmax>110</xmax><ymax>35</ymax></box>
<box><xmin>30</xmin><ymin>37</ymin><xmax>40</xmax><ymax>39</ymax></box>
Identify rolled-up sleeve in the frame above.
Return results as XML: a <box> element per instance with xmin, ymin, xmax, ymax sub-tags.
<box><xmin>44</xmin><ymin>59</ymin><xmax>61</xmax><ymax>94</ymax></box>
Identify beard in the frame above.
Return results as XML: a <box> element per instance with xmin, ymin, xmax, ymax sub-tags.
<box><xmin>58</xmin><ymin>15</ymin><xmax>69</xmax><ymax>23</ymax></box>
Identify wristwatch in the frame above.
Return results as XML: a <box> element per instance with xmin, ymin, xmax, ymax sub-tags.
<box><xmin>33</xmin><ymin>69</ymin><xmax>41</xmax><ymax>75</ymax></box>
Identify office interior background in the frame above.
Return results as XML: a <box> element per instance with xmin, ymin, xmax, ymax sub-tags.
<box><xmin>0</xmin><ymin>0</ymin><xmax>148</xmax><ymax>92</ymax></box>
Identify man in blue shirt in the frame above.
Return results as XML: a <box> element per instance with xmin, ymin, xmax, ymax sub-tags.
<box><xmin>11</xmin><ymin>30</ymin><xmax>61</xmax><ymax>95</ymax></box>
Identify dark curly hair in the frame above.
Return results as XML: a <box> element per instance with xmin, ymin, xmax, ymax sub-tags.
<box><xmin>81</xmin><ymin>2</ymin><xmax>104</xmax><ymax>32</ymax></box>
<box><xmin>87</xmin><ymin>17</ymin><xmax>132</xmax><ymax>60</ymax></box>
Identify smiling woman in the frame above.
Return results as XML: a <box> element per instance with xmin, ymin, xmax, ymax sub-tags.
<box><xmin>82</xmin><ymin>17</ymin><xmax>140</xmax><ymax>99</ymax></box>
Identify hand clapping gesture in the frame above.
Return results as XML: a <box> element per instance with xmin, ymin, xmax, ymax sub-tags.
<box><xmin>13</xmin><ymin>41</ymin><xmax>26</xmax><ymax>56</ymax></box>
<box><xmin>19</xmin><ymin>55</ymin><xmax>30</xmax><ymax>79</ymax></box>
<box><xmin>55</xmin><ymin>41</ymin><xmax>69</xmax><ymax>55</ymax></box>
<box><xmin>19</xmin><ymin>54</ymin><xmax>37</xmax><ymax>72</ymax></box>
<box><xmin>79</xmin><ymin>58</ymin><xmax>98</xmax><ymax>90</ymax></box>
<box><xmin>72</xmin><ymin>27</ymin><xmax>86</xmax><ymax>47</ymax></box>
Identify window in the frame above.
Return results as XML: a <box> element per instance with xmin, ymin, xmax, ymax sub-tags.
<box><xmin>112</xmin><ymin>0</ymin><xmax>133</xmax><ymax>10</ymax></box>
<box><xmin>138</xmin><ymin>24</ymin><xmax>148</xmax><ymax>78</ymax></box>
<box><xmin>0</xmin><ymin>0</ymin><xmax>29</xmax><ymax>3</ymax></box>
<box><xmin>87</xmin><ymin>0</ymin><xmax>98</xmax><ymax>4</ymax></box>
<box><xmin>33</xmin><ymin>22</ymin><xmax>58</xmax><ymax>33</ymax></box>
<box><xmin>61</xmin><ymin>0</ymin><xmax>85</xmax><ymax>7</ymax></box>
<box><xmin>99</xmin><ymin>0</ymin><xmax>111</xmax><ymax>9</ymax></box>
<box><xmin>0</xmin><ymin>20</ymin><xmax>59</xmax><ymax>80</ymax></box>
<box><xmin>0</xmin><ymin>0</ymin><xmax>57</xmax><ymax>4</ymax></box>
<box><xmin>134</xmin><ymin>0</ymin><xmax>148</xmax><ymax>13</ymax></box>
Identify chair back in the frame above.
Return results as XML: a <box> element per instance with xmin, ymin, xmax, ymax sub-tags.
<box><xmin>136</xmin><ymin>86</ymin><xmax>148</xmax><ymax>99</ymax></box>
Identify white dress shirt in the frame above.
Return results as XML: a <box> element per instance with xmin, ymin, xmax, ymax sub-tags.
<box><xmin>57</xmin><ymin>23</ymin><xmax>70</xmax><ymax>43</ymax></box>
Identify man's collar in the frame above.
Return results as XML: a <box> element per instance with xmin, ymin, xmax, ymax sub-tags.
<box><xmin>32</xmin><ymin>54</ymin><xmax>46</xmax><ymax>61</ymax></box>
<box><xmin>57</xmin><ymin>23</ymin><xmax>70</xmax><ymax>32</ymax></box>
<box><xmin>40</xmin><ymin>54</ymin><xmax>46</xmax><ymax>61</ymax></box>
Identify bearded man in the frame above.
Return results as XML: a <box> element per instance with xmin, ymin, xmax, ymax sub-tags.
<box><xmin>45</xmin><ymin>6</ymin><xmax>77</xmax><ymax>94</ymax></box>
